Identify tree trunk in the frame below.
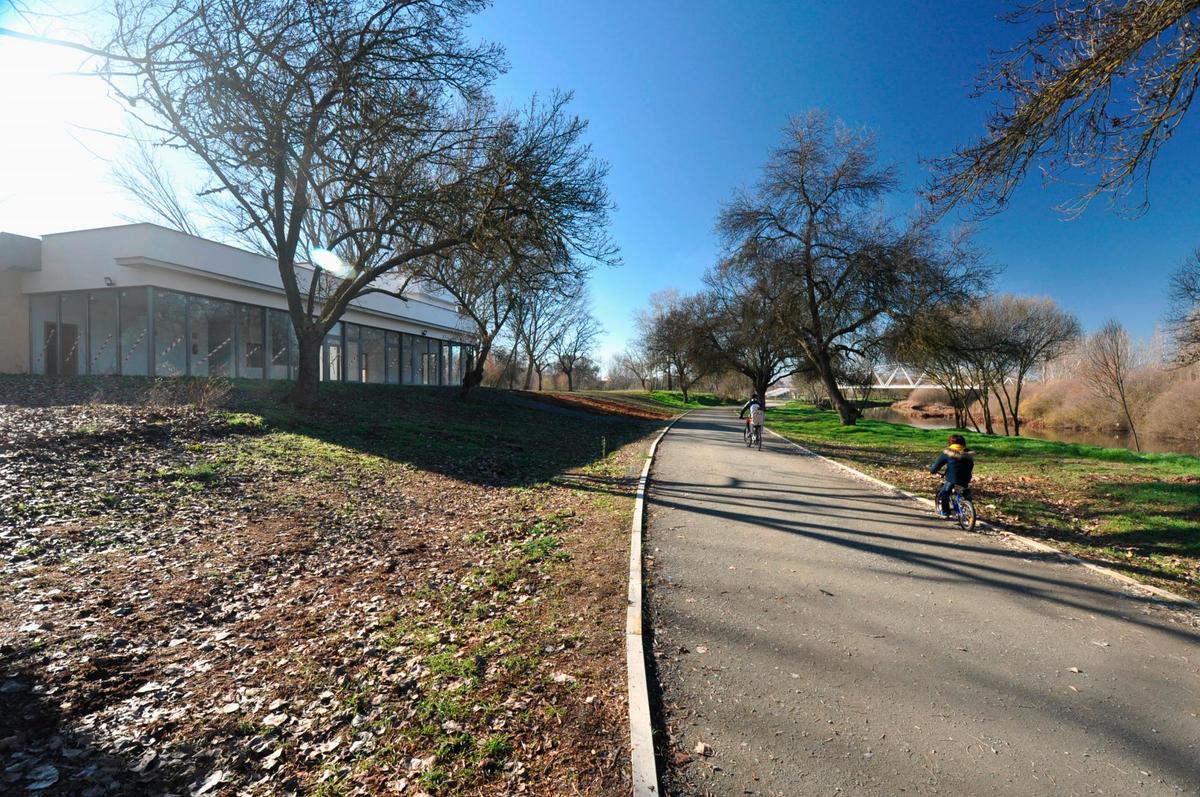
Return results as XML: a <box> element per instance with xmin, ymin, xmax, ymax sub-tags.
<box><xmin>286</xmin><ymin>331</ymin><xmax>323</xmax><ymax>408</ymax></box>
<box><xmin>522</xmin><ymin>359</ymin><xmax>535</xmax><ymax>390</ymax></box>
<box><xmin>565</xmin><ymin>369</ymin><xmax>574</xmax><ymax>391</ymax></box>
<box><xmin>993</xmin><ymin>388</ymin><xmax>1010</xmax><ymax>436</ymax></box>
<box><xmin>461</xmin><ymin>340</ymin><xmax>493</xmax><ymax>400</ymax></box>
<box><xmin>1119</xmin><ymin>394</ymin><xmax>1141</xmax><ymax>452</ymax></box>
<box><xmin>964</xmin><ymin>395</ymin><xmax>982</xmax><ymax>433</ymax></box>
<box><xmin>1011</xmin><ymin>382</ymin><xmax>1023</xmax><ymax>436</ymax></box>
<box><xmin>814</xmin><ymin>354</ymin><xmax>858</xmax><ymax>425</ymax></box>
<box><xmin>754</xmin><ymin>375</ymin><xmax>770</xmax><ymax>403</ymax></box>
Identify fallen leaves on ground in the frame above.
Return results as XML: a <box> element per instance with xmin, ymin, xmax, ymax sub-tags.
<box><xmin>1</xmin><ymin>377</ymin><xmax>657</xmax><ymax>796</ymax></box>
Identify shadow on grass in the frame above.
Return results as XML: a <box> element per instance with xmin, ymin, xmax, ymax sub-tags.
<box><xmin>0</xmin><ymin>659</ymin><xmax>228</xmax><ymax>794</ymax></box>
<box><xmin>763</xmin><ymin>408</ymin><xmax>1200</xmax><ymax>594</ymax></box>
<box><xmin>1080</xmin><ymin>479</ymin><xmax>1200</xmax><ymax>562</ymax></box>
<box><xmin>0</xmin><ymin>376</ymin><xmax>661</xmax><ymax>490</ymax></box>
<box><xmin>247</xmin><ymin>384</ymin><xmax>661</xmax><ymax>489</ymax></box>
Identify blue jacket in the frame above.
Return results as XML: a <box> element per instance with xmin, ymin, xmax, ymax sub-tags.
<box><xmin>930</xmin><ymin>447</ymin><xmax>974</xmax><ymax>486</ymax></box>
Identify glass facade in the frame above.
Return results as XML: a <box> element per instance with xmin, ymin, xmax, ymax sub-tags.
<box><xmin>188</xmin><ymin>296</ymin><xmax>236</xmax><ymax>377</ymax></box>
<box><xmin>28</xmin><ymin>286</ymin><xmax>473</xmax><ymax>385</ymax></box>
<box><xmin>88</xmin><ymin>291</ymin><xmax>119</xmax><ymax>375</ymax></box>
<box><xmin>344</xmin><ymin>324</ymin><xmax>362</xmax><ymax>383</ymax></box>
<box><xmin>267</xmin><ymin>309</ymin><xmax>294</xmax><ymax>380</ymax></box>
<box><xmin>385</xmin><ymin>332</ymin><xmax>400</xmax><ymax>385</ymax></box>
<box><xmin>361</xmin><ymin>326</ymin><xmax>385</xmax><ymax>383</ymax></box>
<box><xmin>59</xmin><ymin>293</ymin><xmax>88</xmax><ymax>376</ymax></box>
<box><xmin>154</xmin><ymin>290</ymin><xmax>188</xmax><ymax>377</ymax></box>
<box><xmin>30</xmin><ymin>294</ymin><xmax>57</xmax><ymax>376</ymax></box>
<box><xmin>238</xmin><ymin>305</ymin><xmax>265</xmax><ymax>380</ymax></box>
<box><xmin>119</xmin><ymin>288</ymin><xmax>150</xmax><ymax>376</ymax></box>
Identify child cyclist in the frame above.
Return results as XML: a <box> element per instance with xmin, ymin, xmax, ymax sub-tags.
<box><xmin>930</xmin><ymin>434</ymin><xmax>974</xmax><ymax>518</ymax></box>
<box><xmin>739</xmin><ymin>394</ymin><xmax>765</xmax><ymax>441</ymax></box>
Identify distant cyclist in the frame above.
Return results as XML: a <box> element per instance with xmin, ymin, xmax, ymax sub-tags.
<box><xmin>739</xmin><ymin>394</ymin><xmax>765</xmax><ymax>444</ymax></box>
<box><xmin>930</xmin><ymin>433</ymin><xmax>974</xmax><ymax>518</ymax></box>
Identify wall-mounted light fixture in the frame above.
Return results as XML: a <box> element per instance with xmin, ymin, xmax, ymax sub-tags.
<box><xmin>103</xmin><ymin>276</ymin><xmax>115</xmax><ymax>286</ymax></box>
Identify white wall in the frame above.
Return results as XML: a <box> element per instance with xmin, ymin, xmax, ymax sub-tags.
<box><xmin>0</xmin><ymin>269</ymin><xmax>30</xmax><ymax>373</ymax></box>
<box><xmin>19</xmin><ymin>223</ymin><xmax>472</xmax><ymax>340</ymax></box>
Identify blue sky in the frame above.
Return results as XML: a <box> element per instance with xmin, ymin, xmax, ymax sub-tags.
<box><xmin>3</xmin><ymin>1</ymin><xmax>1198</xmax><ymax>364</ymax></box>
<box><xmin>470</xmin><ymin>0</ymin><xmax>1200</xmax><ymax>360</ymax></box>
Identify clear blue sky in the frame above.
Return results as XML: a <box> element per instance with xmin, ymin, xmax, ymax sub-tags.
<box><xmin>471</xmin><ymin>0</ymin><xmax>1200</xmax><ymax>362</ymax></box>
<box><xmin>4</xmin><ymin>1</ymin><xmax>1198</xmax><ymax>364</ymax></box>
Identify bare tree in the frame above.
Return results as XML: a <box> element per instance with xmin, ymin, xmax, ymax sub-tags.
<box><xmin>552</xmin><ymin>295</ymin><xmax>603</xmax><ymax>392</ymax></box>
<box><xmin>641</xmin><ymin>293</ymin><xmax>707</xmax><ymax>402</ymax></box>
<box><xmin>12</xmin><ymin>3</ymin><xmax>614</xmax><ymax>405</ymax></box>
<box><xmin>696</xmin><ymin>249</ymin><xmax>804</xmax><ymax>400</ymax></box>
<box><xmin>1168</xmin><ymin>247</ymin><xmax>1200</xmax><ymax>364</ymax></box>
<box><xmin>929</xmin><ymin>1</ymin><xmax>1200</xmax><ymax>218</ymax></box>
<box><xmin>512</xmin><ymin>279</ymin><xmax>578</xmax><ymax>390</ymax></box>
<box><xmin>417</xmin><ymin>96</ymin><xmax>614</xmax><ymax>398</ymax></box>
<box><xmin>66</xmin><ymin>0</ymin><xmax>519</xmax><ymax>405</ymax></box>
<box><xmin>1086</xmin><ymin>320</ymin><xmax>1142</xmax><ymax>451</ymax></box>
<box><xmin>613</xmin><ymin>347</ymin><xmax>656</xmax><ymax>390</ymax></box>
<box><xmin>113</xmin><ymin>135</ymin><xmax>204</xmax><ymax>236</ymax></box>
<box><xmin>991</xmin><ymin>295</ymin><xmax>1081</xmax><ymax>435</ymax></box>
<box><xmin>721</xmin><ymin>111</ymin><xmax>988</xmax><ymax>425</ymax></box>
<box><xmin>835</xmin><ymin>345</ymin><xmax>884</xmax><ymax>412</ymax></box>
<box><xmin>890</xmin><ymin>309</ymin><xmax>986</xmax><ymax>431</ymax></box>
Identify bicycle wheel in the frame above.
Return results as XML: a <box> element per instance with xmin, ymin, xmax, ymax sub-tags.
<box><xmin>756</xmin><ymin>427</ymin><xmax>762</xmax><ymax>450</ymax></box>
<box><xmin>744</xmin><ymin>425</ymin><xmax>752</xmax><ymax>447</ymax></box>
<box><xmin>956</xmin><ymin>498</ymin><xmax>976</xmax><ymax>532</ymax></box>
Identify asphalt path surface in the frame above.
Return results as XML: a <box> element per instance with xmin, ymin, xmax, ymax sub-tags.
<box><xmin>645</xmin><ymin>408</ymin><xmax>1200</xmax><ymax>796</ymax></box>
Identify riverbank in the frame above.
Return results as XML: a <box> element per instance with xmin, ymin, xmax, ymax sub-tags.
<box><xmin>766</xmin><ymin>404</ymin><xmax>1200</xmax><ymax>602</ymax></box>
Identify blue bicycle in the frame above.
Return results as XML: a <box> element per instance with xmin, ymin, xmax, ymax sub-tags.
<box><xmin>946</xmin><ymin>484</ymin><xmax>976</xmax><ymax>531</ymax></box>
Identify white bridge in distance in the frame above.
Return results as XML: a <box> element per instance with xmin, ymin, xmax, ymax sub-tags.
<box><xmin>839</xmin><ymin>363</ymin><xmax>945</xmax><ymax>391</ymax></box>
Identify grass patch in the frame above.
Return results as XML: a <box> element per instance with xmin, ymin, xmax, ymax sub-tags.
<box><xmin>767</xmin><ymin>402</ymin><xmax>1200</xmax><ymax>598</ymax></box>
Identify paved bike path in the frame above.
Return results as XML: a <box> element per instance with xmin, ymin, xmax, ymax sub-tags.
<box><xmin>646</xmin><ymin>408</ymin><xmax>1200</xmax><ymax>796</ymax></box>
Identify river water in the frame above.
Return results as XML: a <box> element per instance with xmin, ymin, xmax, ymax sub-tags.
<box><xmin>862</xmin><ymin>406</ymin><xmax>1200</xmax><ymax>457</ymax></box>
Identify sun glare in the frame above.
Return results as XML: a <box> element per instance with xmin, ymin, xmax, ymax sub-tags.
<box><xmin>0</xmin><ymin>11</ymin><xmax>132</xmax><ymax>236</ymax></box>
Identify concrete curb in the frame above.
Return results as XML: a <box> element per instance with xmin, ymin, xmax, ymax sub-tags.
<box><xmin>763</xmin><ymin>426</ymin><xmax>1199</xmax><ymax>609</ymax></box>
<box><xmin>627</xmin><ymin>410</ymin><xmax>689</xmax><ymax>796</ymax></box>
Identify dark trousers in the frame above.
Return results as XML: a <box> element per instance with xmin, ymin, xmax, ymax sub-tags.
<box><xmin>937</xmin><ymin>482</ymin><xmax>971</xmax><ymax>513</ymax></box>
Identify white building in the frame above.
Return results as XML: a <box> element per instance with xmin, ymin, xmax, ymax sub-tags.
<box><xmin>0</xmin><ymin>223</ymin><xmax>476</xmax><ymax>385</ymax></box>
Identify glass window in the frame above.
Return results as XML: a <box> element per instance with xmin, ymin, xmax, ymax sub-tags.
<box><xmin>153</xmin><ymin>290</ymin><xmax>188</xmax><ymax>377</ymax></box>
<box><xmin>450</xmin><ymin>343</ymin><xmax>460</xmax><ymax>385</ymax></box>
<box><xmin>119</xmin><ymin>288</ymin><xmax>150</xmax><ymax>376</ymax></box>
<box><xmin>462</xmin><ymin>345</ymin><xmax>476</xmax><ymax>382</ymax></box>
<box><xmin>420</xmin><ymin>337</ymin><xmax>438</xmax><ymax>385</ymax></box>
<box><xmin>385</xmin><ymin>331</ymin><xmax>400</xmax><ymax>384</ymax></box>
<box><xmin>58</xmin><ymin>294</ymin><xmax>87</xmax><ymax>376</ymax></box>
<box><xmin>439</xmin><ymin>341</ymin><xmax>451</xmax><ymax>385</ymax></box>
<box><xmin>344</xmin><ymin>323</ymin><xmax>361</xmax><ymax>382</ymax></box>
<box><xmin>321</xmin><ymin>324</ymin><xmax>342</xmax><ymax>381</ymax></box>
<box><xmin>188</xmin><ymin>295</ymin><xmax>236</xmax><ymax>377</ymax></box>
<box><xmin>238</xmin><ymin>305</ymin><xmax>265</xmax><ymax>379</ymax></box>
<box><xmin>401</xmin><ymin>333</ymin><xmax>415</xmax><ymax>384</ymax></box>
<box><xmin>89</xmin><ymin>291</ymin><xmax>119</xmax><ymax>375</ymax></box>
<box><xmin>362</xmin><ymin>327</ymin><xmax>385</xmax><ymax>384</ymax></box>
<box><xmin>268</xmin><ymin>309</ymin><xmax>294</xmax><ymax>380</ymax></box>
<box><xmin>30</xmin><ymin>294</ymin><xmax>58</xmax><ymax>376</ymax></box>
